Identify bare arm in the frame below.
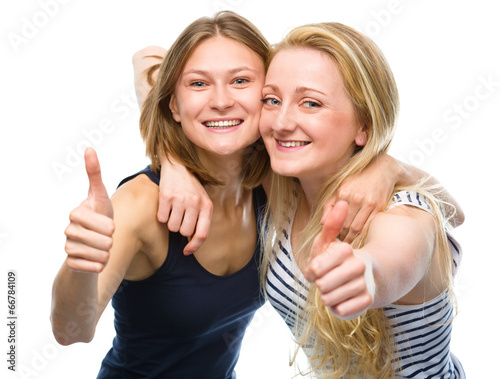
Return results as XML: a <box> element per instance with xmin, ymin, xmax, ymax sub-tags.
<box><xmin>51</xmin><ymin>149</ymin><xmax>144</xmax><ymax>345</ymax></box>
<box><xmin>305</xmin><ymin>201</ymin><xmax>437</xmax><ymax>319</ymax></box>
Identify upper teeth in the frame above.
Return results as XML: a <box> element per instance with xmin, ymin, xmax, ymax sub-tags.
<box><xmin>205</xmin><ymin>120</ymin><xmax>241</xmax><ymax>128</ymax></box>
<box><xmin>278</xmin><ymin>141</ymin><xmax>309</xmax><ymax>147</ymax></box>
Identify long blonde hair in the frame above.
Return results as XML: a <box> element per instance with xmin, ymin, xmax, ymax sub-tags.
<box><xmin>261</xmin><ymin>23</ymin><xmax>455</xmax><ymax>378</ymax></box>
<box><xmin>140</xmin><ymin>11</ymin><xmax>270</xmax><ymax>189</ymax></box>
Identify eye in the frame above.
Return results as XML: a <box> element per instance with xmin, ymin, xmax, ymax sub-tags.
<box><xmin>233</xmin><ymin>78</ymin><xmax>250</xmax><ymax>85</ymax></box>
<box><xmin>302</xmin><ymin>100</ymin><xmax>322</xmax><ymax>108</ymax></box>
<box><xmin>189</xmin><ymin>81</ymin><xmax>206</xmax><ymax>87</ymax></box>
<box><xmin>260</xmin><ymin>97</ymin><xmax>281</xmax><ymax>106</ymax></box>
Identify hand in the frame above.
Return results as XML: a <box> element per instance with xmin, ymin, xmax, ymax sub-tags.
<box><xmin>305</xmin><ymin>201</ymin><xmax>373</xmax><ymax>319</ymax></box>
<box><xmin>159</xmin><ymin>160</ymin><xmax>212</xmax><ymax>255</ymax></box>
<box><xmin>64</xmin><ymin>148</ymin><xmax>115</xmax><ymax>273</ymax></box>
<box><xmin>323</xmin><ymin>154</ymin><xmax>400</xmax><ymax>243</ymax></box>
<box><xmin>132</xmin><ymin>46</ymin><xmax>167</xmax><ymax>108</ymax></box>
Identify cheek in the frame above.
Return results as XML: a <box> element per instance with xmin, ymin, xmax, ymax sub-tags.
<box><xmin>258</xmin><ymin>109</ymin><xmax>273</xmax><ymax>136</ymax></box>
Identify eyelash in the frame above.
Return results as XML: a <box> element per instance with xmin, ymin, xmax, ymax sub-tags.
<box><xmin>261</xmin><ymin>98</ymin><xmax>322</xmax><ymax>109</ymax></box>
<box><xmin>260</xmin><ymin>97</ymin><xmax>281</xmax><ymax>106</ymax></box>
<box><xmin>189</xmin><ymin>78</ymin><xmax>250</xmax><ymax>87</ymax></box>
<box><xmin>302</xmin><ymin>100</ymin><xmax>322</xmax><ymax>108</ymax></box>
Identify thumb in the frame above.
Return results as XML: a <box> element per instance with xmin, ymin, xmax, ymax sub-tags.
<box><xmin>84</xmin><ymin>148</ymin><xmax>113</xmax><ymax>218</ymax></box>
<box><xmin>310</xmin><ymin>201</ymin><xmax>348</xmax><ymax>260</ymax></box>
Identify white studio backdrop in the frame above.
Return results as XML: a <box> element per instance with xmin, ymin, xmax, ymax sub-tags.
<box><xmin>1</xmin><ymin>0</ymin><xmax>498</xmax><ymax>378</ymax></box>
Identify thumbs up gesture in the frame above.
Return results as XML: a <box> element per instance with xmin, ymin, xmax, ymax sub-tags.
<box><xmin>304</xmin><ymin>201</ymin><xmax>374</xmax><ymax>319</ymax></box>
<box><xmin>64</xmin><ymin>148</ymin><xmax>115</xmax><ymax>273</ymax></box>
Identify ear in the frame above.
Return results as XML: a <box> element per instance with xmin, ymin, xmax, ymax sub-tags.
<box><xmin>169</xmin><ymin>95</ymin><xmax>181</xmax><ymax>123</ymax></box>
<box><xmin>355</xmin><ymin>126</ymin><xmax>367</xmax><ymax>147</ymax></box>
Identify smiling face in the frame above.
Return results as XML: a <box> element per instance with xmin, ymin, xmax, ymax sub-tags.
<box><xmin>260</xmin><ymin>47</ymin><xmax>367</xmax><ymax>189</ymax></box>
<box><xmin>169</xmin><ymin>36</ymin><xmax>265</xmax><ymax>162</ymax></box>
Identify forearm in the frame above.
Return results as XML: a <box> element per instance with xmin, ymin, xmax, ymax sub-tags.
<box><xmin>50</xmin><ymin>262</ymin><xmax>99</xmax><ymax>345</ymax></box>
<box><xmin>396</xmin><ymin>159</ymin><xmax>465</xmax><ymax>227</ymax></box>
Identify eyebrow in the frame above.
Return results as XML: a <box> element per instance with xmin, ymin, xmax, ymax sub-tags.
<box><xmin>262</xmin><ymin>84</ymin><xmax>327</xmax><ymax>97</ymax></box>
<box><xmin>295</xmin><ymin>86</ymin><xmax>327</xmax><ymax>96</ymax></box>
<box><xmin>182</xmin><ymin>66</ymin><xmax>259</xmax><ymax>76</ymax></box>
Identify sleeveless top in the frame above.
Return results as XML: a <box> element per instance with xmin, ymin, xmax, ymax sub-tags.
<box><xmin>265</xmin><ymin>191</ymin><xmax>465</xmax><ymax>378</ymax></box>
<box><xmin>97</xmin><ymin>166</ymin><xmax>267</xmax><ymax>379</ymax></box>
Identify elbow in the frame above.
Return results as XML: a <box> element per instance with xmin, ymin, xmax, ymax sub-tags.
<box><xmin>52</xmin><ymin>327</ymin><xmax>95</xmax><ymax>346</ymax></box>
<box><xmin>50</xmin><ymin>316</ymin><xmax>95</xmax><ymax>346</ymax></box>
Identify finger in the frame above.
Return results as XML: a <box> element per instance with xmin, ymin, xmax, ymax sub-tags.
<box><xmin>157</xmin><ymin>194</ymin><xmax>172</xmax><ymax>223</ymax></box>
<box><xmin>84</xmin><ymin>148</ymin><xmax>109</xmax><ymax>201</ymax></box>
<box><xmin>65</xmin><ymin>239</ymin><xmax>110</xmax><ymax>263</ymax></box>
<box><xmin>330</xmin><ymin>292</ymin><xmax>373</xmax><ymax>320</ymax></box>
<box><xmin>311</xmin><ymin>201</ymin><xmax>349</xmax><ymax>259</ymax></box>
<box><xmin>65</xmin><ymin>256</ymin><xmax>106</xmax><ymax>273</ymax></box>
<box><xmin>320</xmin><ymin>197</ymin><xmax>336</xmax><ymax>224</ymax></box>
<box><xmin>69</xmin><ymin>206</ymin><xmax>115</xmax><ymax>236</ymax></box>
<box><xmin>183</xmin><ymin>207</ymin><xmax>211</xmax><ymax>255</ymax></box>
<box><xmin>315</xmin><ymin>254</ymin><xmax>365</xmax><ymax>294</ymax></box>
<box><xmin>166</xmin><ymin>205</ymin><xmax>184</xmax><ymax>233</ymax></box>
<box><xmin>65</xmin><ymin>223</ymin><xmax>114</xmax><ymax>252</ymax></box>
<box><xmin>342</xmin><ymin>206</ymin><xmax>370</xmax><ymax>243</ymax></box>
<box><xmin>319</xmin><ymin>276</ymin><xmax>368</xmax><ymax>308</ymax></box>
<box><xmin>339</xmin><ymin>200</ymin><xmax>361</xmax><ymax>241</ymax></box>
<box><xmin>178</xmin><ymin>207</ymin><xmax>199</xmax><ymax>237</ymax></box>
<box><xmin>305</xmin><ymin>241</ymin><xmax>353</xmax><ymax>281</ymax></box>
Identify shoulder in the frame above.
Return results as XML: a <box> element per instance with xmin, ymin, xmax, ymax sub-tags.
<box><xmin>111</xmin><ymin>173</ymin><xmax>159</xmax><ymax>239</ymax></box>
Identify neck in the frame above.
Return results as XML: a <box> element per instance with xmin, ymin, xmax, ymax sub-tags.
<box><xmin>297</xmin><ymin>176</ymin><xmax>324</xmax><ymax>215</ymax></box>
<box><xmin>200</xmin><ymin>152</ymin><xmax>248</xmax><ymax>209</ymax></box>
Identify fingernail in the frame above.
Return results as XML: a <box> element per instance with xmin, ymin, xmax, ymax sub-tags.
<box><xmin>184</xmin><ymin>251</ymin><xmax>192</xmax><ymax>256</ymax></box>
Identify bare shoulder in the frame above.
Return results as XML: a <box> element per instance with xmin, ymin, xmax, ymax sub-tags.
<box><xmin>111</xmin><ymin>174</ymin><xmax>160</xmax><ymax>237</ymax></box>
<box><xmin>366</xmin><ymin>204</ymin><xmax>436</xmax><ymax>243</ymax></box>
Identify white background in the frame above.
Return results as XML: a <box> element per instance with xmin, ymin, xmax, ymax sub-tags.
<box><xmin>1</xmin><ymin>0</ymin><xmax>499</xmax><ymax>378</ymax></box>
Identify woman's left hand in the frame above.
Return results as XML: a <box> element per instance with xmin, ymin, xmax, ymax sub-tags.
<box><xmin>322</xmin><ymin>154</ymin><xmax>402</xmax><ymax>243</ymax></box>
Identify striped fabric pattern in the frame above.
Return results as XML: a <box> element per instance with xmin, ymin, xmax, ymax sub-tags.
<box><xmin>265</xmin><ymin>191</ymin><xmax>465</xmax><ymax>378</ymax></box>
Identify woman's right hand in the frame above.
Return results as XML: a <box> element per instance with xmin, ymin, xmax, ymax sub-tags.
<box><xmin>159</xmin><ymin>159</ymin><xmax>212</xmax><ymax>255</ymax></box>
<box><xmin>64</xmin><ymin>148</ymin><xmax>115</xmax><ymax>273</ymax></box>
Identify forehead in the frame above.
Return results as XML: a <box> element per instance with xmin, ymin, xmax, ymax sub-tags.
<box><xmin>183</xmin><ymin>36</ymin><xmax>264</xmax><ymax>73</ymax></box>
<box><xmin>266</xmin><ymin>47</ymin><xmax>344</xmax><ymax>89</ymax></box>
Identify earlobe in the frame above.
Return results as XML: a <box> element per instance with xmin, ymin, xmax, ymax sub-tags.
<box><xmin>169</xmin><ymin>96</ymin><xmax>181</xmax><ymax>123</ymax></box>
<box><xmin>355</xmin><ymin>127</ymin><xmax>368</xmax><ymax>147</ymax></box>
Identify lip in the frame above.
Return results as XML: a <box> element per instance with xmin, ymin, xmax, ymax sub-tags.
<box><xmin>274</xmin><ymin>138</ymin><xmax>311</xmax><ymax>152</ymax></box>
<box><xmin>203</xmin><ymin>118</ymin><xmax>243</xmax><ymax>133</ymax></box>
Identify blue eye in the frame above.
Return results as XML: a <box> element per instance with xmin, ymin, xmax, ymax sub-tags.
<box><xmin>303</xmin><ymin>101</ymin><xmax>321</xmax><ymax>108</ymax></box>
<box><xmin>233</xmin><ymin>78</ymin><xmax>249</xmax><ymax>85</ymax></box>
<box><xmin>190</xmin><ymin>81</ymin><xmax>206</xmax><ymax>87</ymax></box>
<box><xmin>261</xmin><ymin>97</ymin><xmax>281</xmax><ymax>106</ymax></box>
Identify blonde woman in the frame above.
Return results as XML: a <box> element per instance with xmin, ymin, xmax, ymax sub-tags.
<box><xmin>259</xmin><ymin>23</ymin><xmax>464</xmax><ymax>377</ymax></box>
<box><xmin>132</xmin><ymin>14</ymin><xmax>465</xmax><ymax>378</ymax></box>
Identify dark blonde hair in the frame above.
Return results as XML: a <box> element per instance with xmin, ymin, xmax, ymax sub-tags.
<box><xmin>140</xmin><ymin>11</ymin><xmax>270</xmax><ymax>188</ymax></box>
<box><xmin>261</xmin><ymin>23</ymin><xmax>454</xmax><ymax>377</ymax></box>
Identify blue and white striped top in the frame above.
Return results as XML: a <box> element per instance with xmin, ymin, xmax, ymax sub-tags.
<box><xmin>265</xmin><ymin>191</ymin><xmax>465</xmax><ymax>378</ymax></box>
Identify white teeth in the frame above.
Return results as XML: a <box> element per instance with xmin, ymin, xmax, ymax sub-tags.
<box><xmin>205</xmin><ymin>120</ymin><xmax>241</xmax><ymax>128</ymax></box>
<box><xmin>278</xmin><ymin>141</ymin><xmax>309</xmax><ymax>147</ymax></box>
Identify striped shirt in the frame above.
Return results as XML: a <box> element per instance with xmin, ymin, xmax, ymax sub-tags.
<box><xmin>265</xmin><ymin>191</ymin><xmax>465</xmax><ymax>378</ymax></box>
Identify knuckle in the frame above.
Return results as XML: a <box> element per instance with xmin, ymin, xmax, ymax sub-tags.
<box><xmin>337</xmin><ymin>189</ymin><xmax>349</xmax><ymax>200</ymax></box>
<box><xmin>349</xmin><ymin>224</ymin><xmax>362</xmax><ymax>234</ymax></box>
<box><xmin>352</xmin><ymin>193</ymin><xmax>364</xmax><ymax>205</ymax></box>
<box><xmin>103</xmin><ymin>236</ymin><xmax>113</xmax><ymax>251</ymax></box>
<box><xmin>68</xmin><ymin>208</ymin><xmax>81</xmax><ymax>223</ymax></box>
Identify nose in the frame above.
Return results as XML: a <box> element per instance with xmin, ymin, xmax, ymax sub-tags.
<box><xmin>272</xmin><ymin>103</ymin><xmax>297</xmax><ymax>134</ymax></box>
<box><xmin>209</xmin><ymin>85</ymin><xmax>235</xmax><ymax>111</ymax></box>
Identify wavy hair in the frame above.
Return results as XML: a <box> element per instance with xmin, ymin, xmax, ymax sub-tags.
<box><xmin>260</xmin><ymin>22</ymin><xmax>455</xmax><ymax>377</ymax></box>
<box><xmin>140</xmin><ymin>11</ymin><xmax>270</xmax><ymax>188</ymax></box>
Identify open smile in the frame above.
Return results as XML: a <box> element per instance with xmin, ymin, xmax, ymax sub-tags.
<box><xmin>204</xmin><ymin>119</ymin><xmax>243</xmax><ymax>129</ymax></box>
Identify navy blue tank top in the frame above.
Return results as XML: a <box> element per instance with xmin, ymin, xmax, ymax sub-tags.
<box><xmin>97</xmin><ymin>166</ymin><xmax>267</xmax><ymax>378</ymax></box>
